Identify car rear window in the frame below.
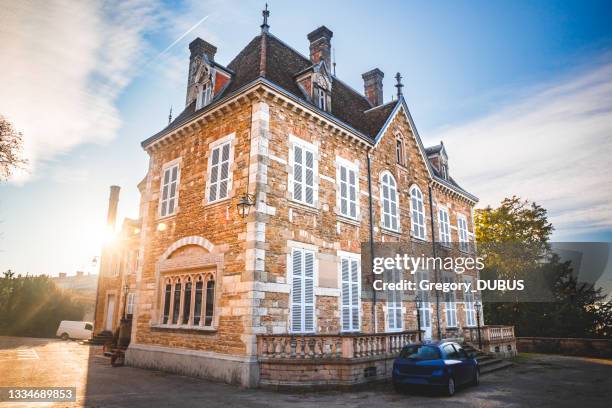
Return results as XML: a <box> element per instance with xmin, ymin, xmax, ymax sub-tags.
<box><xmin>399</xmin><ymin>345</ymin><xmax>441</xmax><ymax>361</ymax></box>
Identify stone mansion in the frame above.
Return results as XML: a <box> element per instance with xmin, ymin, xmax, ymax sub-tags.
<box><xmin>94</xmin><ymin>11</ymin><xmax>516</xmax><ymax>388</ymax></box>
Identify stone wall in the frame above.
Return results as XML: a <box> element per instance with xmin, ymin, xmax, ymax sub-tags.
<box><xmin>517</xmin><ymin>337</ymin><xmax>612</xmax><ymax>358</ymax></box>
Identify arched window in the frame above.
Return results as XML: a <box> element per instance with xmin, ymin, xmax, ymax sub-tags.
<box><xmin>380</xmin><ymin>171</ymin><xmax>399</xmax><ymax>232</ymax></box>
<box><xmin>409</xmin><ymin>185</ymin><xmax>426</xmax><ymax>239</ymax></box>
<box><xmin>161</xmin><ymin>272</ymin><xmax>216</xmax><ymax>328</ymax></box>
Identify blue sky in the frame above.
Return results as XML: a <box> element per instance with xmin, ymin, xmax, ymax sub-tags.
<box><xmin>0</xmin><ymin>0</ymin><xmax>611</xmax><ymax>276</ymax></box>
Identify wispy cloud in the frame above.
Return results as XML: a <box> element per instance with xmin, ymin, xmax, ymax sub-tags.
<box><xmin>430</xmin><ymin>60</ymin><xmax>612</xmax><ymax>238</ymax></box>
<box><xmin>0</xmin><ymin>0</ymin><xmax>164</xmax><ymax>183</ymax></box>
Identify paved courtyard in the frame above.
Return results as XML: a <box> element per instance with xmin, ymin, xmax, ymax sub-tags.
<box><xmin>0</xmin><ymin>336</ymin><xmax>610</xmax><ymax>407</ymax></box>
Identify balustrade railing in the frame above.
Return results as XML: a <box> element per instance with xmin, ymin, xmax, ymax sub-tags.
<box><xmin>257</xmin><ymin>331</ymin><xmax>421</xmax><ymax>360</ymax></box>
<box><xmin>463</xmin><ymin>325</ymin><xmax>515</xmax><ymax>345</ymax></box>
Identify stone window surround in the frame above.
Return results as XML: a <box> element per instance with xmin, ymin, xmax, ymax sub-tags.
<box><xmin>159</xmin><ymin>271</ymin><xmax>216</xmax><ymax>329</ymax></box>
<box><xmin>379</xmin><ymin>170</ymin><xmax>401</xmax><ymax>233</ymax></box>
<box><xmin>158</xmin><ymin>157</ymin><xmax>182</xmax><ymax>219</ymax></box>
<box><xmin>287</xmin><ymin>134</ymin><xmax>320</xmax><ymax>209</ymax></box>
<box><xmin>287</xmin><ymin>240</ymin><xmax>319</xmax><ymax>334</ymax></box>
<box><xmin>334</xmin><ymin>156</ymin><xmax>361</xmax><ymax>222</ymax></box>
<box><xmin>152</xmin><ymin>236</ymin><xmax>225</xmax><ymax>332</ymax></box>
<box><xmin>337</xmin><ymin>250</ymin><xmax>361</xmax><ymax>333</ymax></box>
<box><xmin>205</xmin><ymin>132</ymin><xmax>236</xmax><ymax>205</ymax></box>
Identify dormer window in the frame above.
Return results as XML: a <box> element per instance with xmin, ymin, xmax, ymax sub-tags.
<box><xmin>441</xmin><ymin>164</ymin><xmax>448</xmax><ymax>179</ymax></box>
<box><xmin>196</xmin><ymin>81</ymin><xmax>212</xmax><ymax>110</ymax></box>
<box><xmin>315</xmin><ymin>86</ymin><xmax>327</xmax><ymax>111</ymax></box>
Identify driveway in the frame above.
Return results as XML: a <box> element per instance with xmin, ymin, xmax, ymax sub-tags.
<box><xmin>0</xmin><ymin>336</ymin><xmax>610</xmax><ymax>407</ymax></box>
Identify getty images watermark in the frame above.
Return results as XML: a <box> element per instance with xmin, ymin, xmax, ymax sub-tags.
<box><xmin>371</xmin><ymin>253</ymin><xmax>524</xmax><ymax>293</ymax></box>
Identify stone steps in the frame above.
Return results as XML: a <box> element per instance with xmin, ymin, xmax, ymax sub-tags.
<box><xmin>86</xmin><ymin>331</ymin><xmax>113</xmax><ymax>345</ymax></box>
<box><xmin>462</xmin><ymin>342</ymin><xmax>513</xmax><ymax>375</ymax></box>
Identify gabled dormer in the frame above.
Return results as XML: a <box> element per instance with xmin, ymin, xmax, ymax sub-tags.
<box><xmin>296</xmin><ymin>61</ymin><xmax>333</xmax><ymax>112</ymax></box>
<box><xmin>426</xmin><ymin>141</ymin><xmax>449</xmax><ymax>180</ymax></box>
<box><xmin>185</xmin><ymin>38</ymin><xmax>231</xmax><ymax>110</ymax></box>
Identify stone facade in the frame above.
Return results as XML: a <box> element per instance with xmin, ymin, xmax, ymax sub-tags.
<box><xmin>95</xmin><ymin>21</ymin><xmax>485</xmax><ymax>388</ymax></box>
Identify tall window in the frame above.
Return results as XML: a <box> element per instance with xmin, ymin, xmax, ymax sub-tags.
<box><xmin>182</xmin><ymin>278</ymin><xmax>192</xmax><ymax>324</ymax></box>
<box><xmin>464</xmin><ymin>278</ymin><xmax>476</xmax><ymax>327</ymax></box>
<box><xmin>409</xmin><ymin>185</ymin><xmax>426</xmax><ymax>239</ymax></box>
<box><xmin>416</xmin><ymin>270</ymin><xmax>431</xmax><ymax>333</ymax></box>
<box><xmin>387</xmin><ymin>268</ymin><xmax>403</xmax><ymax>331</ymax></box>
<box><xmin>438</xmin><ymin>207</ymin><xmax>451</xmax><ymax>245</ymax></box>
<box><xmin>380</xmin><ymin>172</ymin><xmax>399</xmax><ymax>232</ymax></box>
<box><xmin>338</xmin><ymin>161</ymin><xmax>358</xmax><ymax>219</ymax></box>
<box><xmin>163</xmin><ymin>281</ymin><xmax>171</xmax><ymax>324</ymax></box>
<box><xmin>396</xmin><ymin>138</ymin><xmax>405</xmax><ymax>165</ymax></box>
<box><xmin>457</xmin><ymin>215</ymin><xmax>469</xmax><ymax>252</ymax></box>
<box><xmin>207</xmin><ymin>140</ymin><xmax>232</xmax><ymax>203</ymax></box>
<box><xmin>126</xmin><ymin>292</ymin><xmax>135</xmax><ymax>317</ymax></box>
<box><xmin>196</xmin><ymin>81</ymin><xmax>212</xmax><ymax>109</ymax></box>
<box><xmin>443</xmin><ymin>275</ymin><xmax>457</xmax><ymax>328</ymax></box>
<box><xmin>194</xmin><ymin>278</ymin><xmax>203</xmax><ymax>326</ymax></box>
<box><xmin>290</xmin><ymin>248</ymin><xmax>315</xmax><ymax>333</ymax></box>
<box><xmin>160</xmin><ymin>163</ymin><xmax>180</xmax><ymax>217</ymax></box>
<box><xmin>291</xmin><ymin>141</ymin><xmax>316</xmax><ymax>206</ymax></box>
<box><xmin>340</xmin><ymin>255</ymin><xmax>360</xmax><ymax>332</ymax></box>
<box><xmin>315</xmin><ymin>87</ymin><xmax>327</xmax><ymax>111</ymax></box>
<box><xmin>205</xmin><ymin>280</ymin><xmax>215</xmax><ymax>326</ymax></box>
<box><xmin>161</xmin><ymin>273</ymin><xmax>215</xmax><ymax>328</ymax></box>
<box><xmin>172</xmin><ymin>279</ymin><xmax>181</xmax><ymax>324</ymax></box>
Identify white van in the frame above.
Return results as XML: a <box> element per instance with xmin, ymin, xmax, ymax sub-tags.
<box><xmin>56</xmin><ymin>321</ymin><xmax>93</xmax><ymax>340</ymax></box>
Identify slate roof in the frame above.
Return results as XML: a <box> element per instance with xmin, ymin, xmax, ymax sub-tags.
<box><xmin>142</xmin><ymin>29</ymin><xmax>477</xmax><ymax>202</ymax></box>
<box><xmin>144</xmin><ymin>32</ymin><xmax>398</xmax><ymax>146</ymax></box>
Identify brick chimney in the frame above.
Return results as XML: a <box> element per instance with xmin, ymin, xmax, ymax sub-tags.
<box><xmin>362</xmin><ymin>68</ymin><xmax>384</xmax><ymax>106</ymax></box>
<box><xmin>307</xmin><ymin>26</ymin><xmax>333</xmax><ymax>67</ymax></box>
<box><xmin>185</xmin><ymin>38</ymin><xmax>217</xmax><ymax>106</ymax></box>
<box><xmin>106</xmin><ymin>185</ymin><xmax>120</xmax><ymax>230</ymax></box>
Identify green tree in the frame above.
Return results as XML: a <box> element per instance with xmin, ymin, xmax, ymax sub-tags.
<box><xmin>0</xmin><ymin>270</ymin><xmax>86</xmax><ymax>338</ymax></box>
<box><xmin>475</xmin><ymin>197</ymin><xmax>611</xmax><ymax>338</ymax></box>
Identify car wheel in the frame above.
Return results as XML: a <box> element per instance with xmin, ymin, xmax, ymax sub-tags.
<box><xmin>445</xmin><ymin>377</ymin><xmax>456</xmax><ymax>397</ymax></box>
<box><xmin>472</xmin><ymin>369</ymin><xmax>480</xmax><ymax>386</ymax></box>
<box><xmin>60</xmin><ymin>333</ymin><xmax>69</xmax><ymax>341</ymax></box>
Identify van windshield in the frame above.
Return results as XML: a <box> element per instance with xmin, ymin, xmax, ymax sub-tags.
<box><xmin>399</xmin><ymin>345</ymin><xmax>441</xmax><ymax>361</ymax></box>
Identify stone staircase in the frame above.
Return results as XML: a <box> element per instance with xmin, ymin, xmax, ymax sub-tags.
<box><xmin>462</xmin><ymin>342</ymin><xmax>513</xmax><ymax>375</ymax></box>
<box><xmin>86</xmin><ymin>330</ymin><xmax>113</xmax><ymax>345</ymax></box>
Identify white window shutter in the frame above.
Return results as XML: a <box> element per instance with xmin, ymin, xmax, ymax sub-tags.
<box><xmin>209</xmin><ymin>148</ymin><xmax>220</xmax><ymax>202</ymax></box>
<box><xmin>350</xmin><ymin>259</ymin><xmax>359</xmax><ymax>330</ymax></box>
<box><xmin>291</xmin><ymin>249</ymin><xmax>303</xmax><ymax>332</ymax></box>
<box><xmin>304</xmin><ymin>251</ymin><xmax>315</xmax><ymax>332</ymax></box>
<box><xmin>293</xmin><ymin>146</ymin><xmax>303</xmax><ymax>202</ymax></box>
<box><xmin>349</xmin><ymin>170</ymin><xmax>357</xmax><ymax>218</ymax></box>
<box><xmin>305</xmin><ymin>151</ymin><xmax>314</xmax><ymax>205</ymax></box>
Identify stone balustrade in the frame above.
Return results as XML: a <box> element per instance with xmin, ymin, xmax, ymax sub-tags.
<box><xmin>257</xmin><ymin>330</ymin><xmax>421</xmax><ymax>361</ymax></box>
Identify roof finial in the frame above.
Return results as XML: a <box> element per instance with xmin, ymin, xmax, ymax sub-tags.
<box><xmin>261</xmin><ymin>3</ymin><xmax>270</xmax><ymax>33</ymax></box>
<box><xmin>395</xmin><ymin>72</ymin><xmax>404</xmax><ymax>99</ymax></box>
<box><xmin>168</xmin><ymin>105</ymin><xmax>173</xmax><ymax>124</ymax></box>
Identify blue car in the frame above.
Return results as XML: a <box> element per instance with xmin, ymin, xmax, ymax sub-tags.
<box><xmin>392</xmin><ymin>341</ymin><xmax>479</xmax><ymax>396</ymax></box>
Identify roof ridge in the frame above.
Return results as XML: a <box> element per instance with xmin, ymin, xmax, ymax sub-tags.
<box><xmin>265</xmin><ymin>32</ymin><xmax>312</xmax><ymax>64</ymax></box>
<box><xmin>364</xmin><ymin>99</ymin><xmax>397</xmax><ymax>113</ymax></box>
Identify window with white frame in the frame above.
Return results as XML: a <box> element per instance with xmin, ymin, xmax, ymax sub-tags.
<box><xmin>196</xmin><ymin>81</ymin><xmax>212</xmax><ymax>110</ymax></box>
<box><xmin>315</xmin><ymin>87</ymin><xmax>327</xmax><ymax>111</ymax></box>
<box><xmin>340</xmin><ymin>255</ymin><xmax>360</xmax><ymax>332</ymax></box>
<box><xmin>290</xmin><ymin>138</ymin><xmax>317</xmax><ymax>207</ymax></box>
<box><xmin>207</xmin><ymin>138</ymin><xmax>233</xmax><ymax>203</ymax></box>
<box><xmin>126</xmin><ymin>292</ymin><xmax>135</xmax><ymax>317</ymax></box>
<box><xmin>457</xmin><ymin>215</ymin><xmax>469</xmax><ymax>252</ymax></box>
<box><xmin>380</xmin><ymin>172</ymin><xmax>399</xmax><ymax>232</ymax></box>
<box><xmin>159</xmin><ymin>163</ymin><xmax>180</xmax><ymax>217</ymax></box>
<box><xmin>464</xmin><ymin>278</ymin><xmax>476</xmax><ymax>327</ymax></box>
<box><xmin>337</xmin><ymin>159</ymin><xmax>358</xmax><ymax>219</ymax></box>
<box><xmin>438</xmin><ymin>207</ymin><xmax>451</xmax><ymax>245</ymax></box>
<box><xmin>160</xmin><ymin>272</ymin><xmax>215</xmax><ymax>327</ymax></box>
<box><xmin>409</xmin><ymin>185</ymin><xmax>426</xmax><ymax>239</ymax></box>
<box><xmin>386</xmin><ymin>268</ymin><xmax>403</xmax><ymax>331</ymax></box>
<box><xmin>443</xmin><ymin>275</ymin><xmax>457</xmax><ymax>327</ymax></box>
<box><xmin>416</xmin><ymin>270</ymin><xmax>431</xmax><ymax>330</ymax></box>
<box><xmin>290</xmin><ymin>248</ymin><xmax>315</xmax><ymax>333</ymax></box>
